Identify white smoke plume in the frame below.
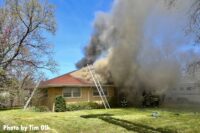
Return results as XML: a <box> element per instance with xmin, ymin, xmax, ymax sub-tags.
<box><xmin>76</xmin><ymin>0</ymin><xmax>199</xmax><ymax>105</ymax></box>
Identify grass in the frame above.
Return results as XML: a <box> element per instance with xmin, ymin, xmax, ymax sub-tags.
<box><xmin>0</xmin><ymin>107</ymin><xmax>200</xmax><ymax>133</ymax></box>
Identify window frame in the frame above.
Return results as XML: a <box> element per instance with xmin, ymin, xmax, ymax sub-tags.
<box><xmin>63</xmin><ymin>87</ymin><xmax>81</xmax><ymax>98</ymax></box>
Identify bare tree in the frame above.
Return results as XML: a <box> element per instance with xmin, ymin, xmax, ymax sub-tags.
<box><xmin>0</xmin><ymin>0</ymin><xmax>57</xmax><ymax>108</ymax></box>
<box><xmin>190</xmin><ymin>0</ymin><xmax>200</xmax><ymax>43</ymax></box>
<box><xmin>167</xmin><ymin>0</ymin><xmax>200</xmax><ymax>42</ymax></box>
<box><xmin>0</xmin><ymin>0</ymin><xmax>56</xmax><ymax>72</ymax></box>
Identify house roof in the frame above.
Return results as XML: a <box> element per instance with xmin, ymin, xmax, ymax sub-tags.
<box><xmin>39</xmin><ymin>73</ymin><xmax>90</xmax><ymax>88</ymax></box>
<box><xmin>39</xmin><ymin>67</ymin><xmax>114</xmax><ymax>88</ymax></box>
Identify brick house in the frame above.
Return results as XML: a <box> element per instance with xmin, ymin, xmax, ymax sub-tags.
<box><xmin>39</xmin><ymin>67</ymin><xmax>115</xmax><ymax>110</ymax></box>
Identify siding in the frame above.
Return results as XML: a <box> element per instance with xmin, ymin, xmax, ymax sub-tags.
<box><xmin>47</xmin><ymin>88</ymin><xmax>62</xmax><ymax>110</ymax></box>
<box><xmin>45</xmin><ymin>86</ymin><xmax>115</xmax><ymax>111</ymax></box>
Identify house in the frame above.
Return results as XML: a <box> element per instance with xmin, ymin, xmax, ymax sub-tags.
<box><xmin>165</xmin><ymin>62</ymin><xmax>200</xmax><ymax>105</ymax></box>
<box><xmin>39</xmin><ymin>62</ymin><xmax>200</xmax><ymax>110</ymax></box>
<box><xmin>39</xmin><ymin>67</ymin><xmax>115</xmax><ymax>110</ymax></box>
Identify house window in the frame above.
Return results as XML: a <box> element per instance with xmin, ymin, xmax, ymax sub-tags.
<box><xmin>93</xmin><ymin>88</ymin><xmax>108</xmax><ymax>96</ymax></box>
<box><xmin>63</xmin><ymin>88</ymin><xmax>81</xmax><ymax>98</ymax></box>
<box><xmin>63</xmin><ymin>88</ymin><xmax>72</xmax><ymax>97</ymax></box>
<box><xmin>73</xmin><ymin>88</ymin><xmax>81</xmax><ymax>97</ymax></box>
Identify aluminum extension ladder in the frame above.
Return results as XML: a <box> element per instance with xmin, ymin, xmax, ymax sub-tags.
<box><xmin>87</xmin><ymin>64</ymin><xmax>111</xmax><ymax>109</ymax></box>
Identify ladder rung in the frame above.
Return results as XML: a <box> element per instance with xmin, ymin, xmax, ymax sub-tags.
<box><xmin>87</xmin><ymin>64</ymin><xmax>111</xmax><ymax>109</ymax></box>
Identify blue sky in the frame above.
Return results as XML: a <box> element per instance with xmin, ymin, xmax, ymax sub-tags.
<box><xmin>45</xmin><ymin>0</ymin><xmax>113</xmax><ymax>79</ymax></box>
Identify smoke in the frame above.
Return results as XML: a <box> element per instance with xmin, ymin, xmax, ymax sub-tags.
<box><xmin>76</xmin><ymin>0</ymin><xmax>199</xmax><ymax>104</ymax></box>
<box><xmin>75</xmin><ymin>13</ymin><xmax>110</xmax><ymax>68</ymax></box>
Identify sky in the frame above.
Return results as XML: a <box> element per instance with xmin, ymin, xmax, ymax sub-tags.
<box><xmin>45</xmin><ymin>0</ymin><xmax>113</xmax><ymax>79</ymax></box>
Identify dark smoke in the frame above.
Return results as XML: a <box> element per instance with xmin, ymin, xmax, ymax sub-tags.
<box><xmin>76</xmin><ymin>13</ymin><xmax>109</xmax><ymax>68</ymax></box>
<box><xmin>76</xmin><ymin>0</ymin><xmax>199</xmax><ymax>105</ymax></box>
<box><xmin>75</xmin><ymin>35</ymin><xmax>103</xmax><ymax>68</ymax></box>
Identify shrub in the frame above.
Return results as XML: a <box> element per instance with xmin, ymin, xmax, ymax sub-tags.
<box><xmin>55</xmin><ymin>96</ymin><xmax>66</xmax><ymax>112</ymax></box>
<box><xmin>66</xmin><ymin>102</ymin><xmax>101</xmax><ymax>111</ymax></box>
<box><xmin>88</xmin><ymin>102</ymin><xmax>101</xmax><ymax>109</ymax></box>
<box><xmin>66</xmin><ymin>104</ymin><xmax>81</xmax><ymax>111</ymax></box>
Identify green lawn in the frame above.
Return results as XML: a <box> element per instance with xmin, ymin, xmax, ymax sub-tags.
<box><xmin>0</xmin><ymin>107</ymin><xmax>200</xmax><ymax>133</ymax></box>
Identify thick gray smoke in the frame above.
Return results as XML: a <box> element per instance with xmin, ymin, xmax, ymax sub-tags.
<box><xmin>76</xmin><ymin>0</ymin><xmax>199</xmax><ymax>105</ymax></box>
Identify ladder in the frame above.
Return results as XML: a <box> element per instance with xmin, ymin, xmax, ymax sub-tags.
<box><xmin>87</xmin><ymin>64</ymin><xmax>111</xmax><ymax>109</ymax></box>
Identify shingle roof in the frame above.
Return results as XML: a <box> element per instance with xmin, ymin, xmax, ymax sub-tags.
<box><xmin>39</xmin><ymin>67</ymin><xmax>114</xmax><ymax>88</ymax></box>
<box><xmin>39</xmin><ymin>72</ymin><xmax>92</xmax><ymax>88</ymax></box>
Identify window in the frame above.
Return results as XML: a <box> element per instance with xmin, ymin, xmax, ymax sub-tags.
<box><xmin>73</xmin><ymin>88</ymin><xmax>81</xmax><ymax>97</ymax></box>
<box><xmin>93</xmin><ymin>88</ymin><xmax>108</xmax><ymax>96</ymax></box>
<box><xmin>63</xmin><ymin>88</ymin><xmax>81</xmax><ymax>98</ymax></box>
<box><xmin>63</xmin><ymin>88</ymin><xmax>72</xmax><ymax>97</ymax></box>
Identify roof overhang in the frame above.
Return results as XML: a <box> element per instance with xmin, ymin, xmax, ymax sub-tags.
<box><xmin>39</xmin><ymin>84</ymin><xmax>115</xmax><ymax>89</ymax></box>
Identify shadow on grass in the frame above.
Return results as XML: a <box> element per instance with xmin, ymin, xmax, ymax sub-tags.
<box><xmin>81</xmin><ymin>113</ymin><xmax>113</xmax><ymax>118</ymax></box>
<box><xmin>81</xmin><ymin>114</ymin><xmax>177</xmax><ymax>133</ymax></box>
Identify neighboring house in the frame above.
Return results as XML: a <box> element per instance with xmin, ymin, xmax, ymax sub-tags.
<box><xmin>165</xmin><ymin>63</ymin><xmax>200</xmax><ymax>105</ymax></box>
<box><xmin>39</xmin><ymin>67</ymin><xmax>115</xmax><ymax>110</ymax></box>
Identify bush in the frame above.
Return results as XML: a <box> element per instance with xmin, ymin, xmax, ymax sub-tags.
<box><xmin>66</xmin><ymin>102</ymin><xmax>102</xmax><ymax>111</ymax></box>
<box><xmin>88</xmin><ymin>102</ymin><xmax>102</xmax><ymax>109</ymax></box>
<box><xmin>55</xmin><ymin>96</ymin><xmax>66</xmax><ymax>112</ymax></box>
<box><xmin>66</xmin><ymin>104</ymin><xmax>81</xmax><ymax>111</ymax></box>
<box><xmin>27</xmin><ymin>106</ymin><xmax>49</xmax><ymax>112</ymax></box>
